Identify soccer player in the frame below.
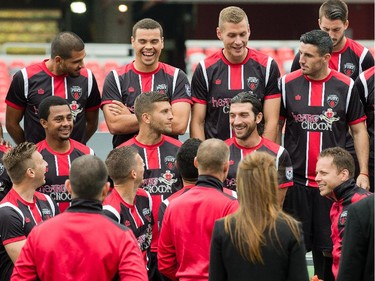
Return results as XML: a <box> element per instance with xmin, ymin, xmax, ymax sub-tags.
<box><xmin>36</xmin><ymin>96</ymin><xmax>94</xmax><ymax>212</ymax></box>
<box><xmin>11</xmin><ymin>155</ymin><xmax>148</xmax><ymax>281</ymax></box>
<box><xmin>0</xmin><ymin>142</ymin><xmax>58</xmax><ymax>281</ymax></box>
<box><xmin>103</xmin><ymin>146</ymin><xmax>153</xmax><ymax>275</ymax></box>
<box><xmin>280</xmin><ymin>30</ymin><xmax>369</xmax><ymax>281</ymax></box>
<box><xmin>355</xmin><ymin>66</ymin><xmax>374</xmax><ymax>191</ymax></box>
<box><xmin>101</xmin><ymin>18</ymin><xmax>192</xmax><ymax>148</ymax></box>
<box><xmin>190</xmin><ymin>6</ymin><xmax>281</xmax><ymax>142</ymax></box>
<box><xmin>225</xmin><ymin>92</ymin><xmax>293</xmax><ymax>205</ymax></box>
<box><xmin>158</xmin><ymin>139</ymin><xmax>239</xmax><ymax>280</ymax></box>
<box><xmin>5</xmin><ymin>31</ymin><xmax>101</xmax><ymax>145</ymax></box>
<box><xmin>118</xmin><ymin>91</ymin><xmax>182</xmax><ymax>281</ymax></box>
<box><xmin>315</xmin><ymin>147</ymin><xmax>371</xmax><ymax>279</ymax></box>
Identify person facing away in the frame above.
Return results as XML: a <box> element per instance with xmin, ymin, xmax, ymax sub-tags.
<box><xmin>209</xmin><ymin>151</ymin><xmax>309</xmax><ymax>281</ymax></box>
<box><xmin>190</xmin><ymin>6</ymin><xmax>281</xmax><ymax>143</ymax></box>
<box><xmin>117</xmin><ymin>90</ymin><xmax>183</xmax><ymax>281</ymax></box>
<box><xmin>0</xmin><ymin>142</ymin><xmax>58</xmax><ymax>281</ymax></box>
<box><xmin>337</xmin><ymin>194</ymin><xmax>374</xmax><ymax>281</ymax></box>
<box><xmin>290</xmin><ymin>0</ymin><xmax>374</xmax><ymax>80</ymax></box>
<box><xmin>279</xmin><ymin>29</ymin><xmax>369</xmax><ymax>281</ymax></box>
<box><xmin>103</xmin><ymin>146</ymin><xmax>153</xmax><ymax>276</ymax></box>
<box><xmin>5</xmin><ymin>31</ymin><xmax>101</xmax><ymax>145</ymax></box>
<box><xmin>11</xmin><ymin>155</ymin><xmax>148</xmax><ymax>281</ymax></box>
<box><xmin>158</xmin><ymin>138</ymin><xmax>239</xmax><ymax>281</ymax></box>
<box><xmin>225</xmin><ymin>92</ymin><xmax>293</xmax><ymax>205</ymax></box>
<box><xmin>36</xmin><ymin>96</ymin><xmax>94</xmax><ymax>212</ymax></box>
<box><xmin>315</xmin><ymin>147</ymin><xmax>371</xmax><ymax>279</ymax></box>
<box><xmin>101</xmin><ymin>18</ymin><xmax>192</xmax><ymax>148</ymax></box>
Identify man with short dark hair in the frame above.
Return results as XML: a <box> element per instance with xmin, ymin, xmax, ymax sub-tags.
<box><xmin>315</xmin><ymin>147</ymin><xmax>371</xmax><ymax>279</ymax></box>
<box><xmin>158</xmin><ymin>138</ymin><xmax>238</xmax><ymax>280</ymax></box>
<box><xmin>103</xmin><ymin>146</ymin><xmax>153</xmax><ymax>275</ymax></box>
<box><xmin>36</xmin><ymin>96</ymin><xmax>94</xmax><ymax>212</ymax></box>
<box><xmin>6</xmin><ymin>31</ymin><xmax>101</xmax><ymax>145</ymax></box>
<box><xmin>0</xmin><ymin>142</ymin><xmax>57</xmax><ymax>281</ymax></box>
<box><xmin>280</xmin><ymin>29</ymin><xmax>369</xmax><ymax>280</ymax></box>
<box><xmin>118</xmin><ymin>91</ymin><xmax>182</xmax><ymax>281</ymax></box>
<box><xmin>11</xmin><ymin>155</ymin><xmax>148</xmax><ymax>281</ymax></box>
<box><xmin>101</xmin><ymin>18</ymin><xmax>192</xmax><ymax>148</ymax></box>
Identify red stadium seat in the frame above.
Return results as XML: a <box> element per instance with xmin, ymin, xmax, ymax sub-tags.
<box><xmin>186</xmin><ymin>47</ymin><xmax>204</xmax><ymax>59</ymax></box>
<box><xmin>277</xmin><ymin>47</ymin><xmax>295</xmax><ymax>61</ymax></box>
<box><xmin>258</xmin><ymin>47</ymin><xmax>277</xmax><ymax>59</ymax></box>
<box><xmin>204</xmin><ymin>47</ymin><xmax>221</xmax><ymax>57</ymax></box>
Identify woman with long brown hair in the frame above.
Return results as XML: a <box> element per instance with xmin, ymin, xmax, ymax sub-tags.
<box><xmin>209</xmin><ymin>151</ymin><xmax>309</xmax><ymax>281</ymax></box>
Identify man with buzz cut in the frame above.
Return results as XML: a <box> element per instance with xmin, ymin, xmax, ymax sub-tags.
<box><xmin>101</xmin><ymin>18</ymin><xmax>192</xmax><ymax>148</ymax></box>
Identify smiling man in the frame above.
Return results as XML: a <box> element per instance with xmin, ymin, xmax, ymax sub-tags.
<box><xmin>190</xmin><ymin>6</ymin><xmax>281</xmax><ymax>143</ymax></box>
<box><xmin>315</xmin><ymin>147</ymin><xmax>371</xmax><ymax>280</ymax></box>
<box><xmin>35</xmin><ymin>96</ymin><xmax>94</xmax><ymax>212</ymax></box>
<box><xmin>101</xmin><ymin>18</ymin><xmax>192</xmax><ymax>148</ymax></box>
<box><xmin>5</xmin><ymin>32</ymin><xmax>101</xmax><ymax>145</ymax></box>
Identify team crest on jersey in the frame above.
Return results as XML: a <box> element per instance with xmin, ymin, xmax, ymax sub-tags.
<box><xmin>286</xmin><ymin>166</ymin><xmax>293</xmax><ymax>180</ymax></box>
<box><xmin>70</xmin><ymin>86</ymin><xmax>82</xmax><ymax>100</ymax></box>
<box><xmin>247</xmin><ymin>77</ymin><xmax>259</xmax><ymax>91</ymax></box>
<box><xmin>69</xmin><ymin>101</ymin><xmax>83</xmax><ymax>121</ymax></box>
<box><xmin>164</xmin><ymin>156</ymin><xmax>176</xmax><ymax>170</ymax></box>
<box><xmin>339</xmin><ymin>210</ymin><xmax>348</xmax><ymax>226</ymax></box>
<box><xmin>142</xmin><ymin>208</ymin><xmax>152</xmax><ymax>222</ymax></box>
<box><xmin>159</xmin><ymin>170</ymin><xmax>178</xmax><ymax>186</ymax></box>
<box><xmin>156</xmin><ymin>84</ymin><xmax>168</xmax><ymax>94</ymax></box>
<box><xmin>320</xmin><ymin>108</ymin><xmax>340</xmax><ymax>124</ymax></box>
<box><xmin>343</xmin><ymin>63</ymin><xmax>355</xmax><ymax>77</ymax></box>
<box><xmin>185</xmin><ymin>83</ymin><xmax>191</xmax><ymax>97</ymax></box>
<box><xmin>0</xmin><ymin>163</ymin><xmax>4</xmax><ymax>176</ymax></box>
<box><xmin>327</xmin><ymin>94</ymin><xmax>339</xmax><ymax>108</ymax></box>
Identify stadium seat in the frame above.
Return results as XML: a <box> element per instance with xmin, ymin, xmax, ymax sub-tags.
<box><xmin>186</xmin><ymin>47</ymin><xmax>204</xmax><ymax>59</ymax></box>
<box><xmin>204</xmin><ymin>47</ymin><xmax>221</xmax><ymax>57</ymax></box>
<box><xmin>276</xmin><ymin>47</ymin><xmax>295</xmax><ymax>61</ymax></box>
<box><xmin>258</xmin><ymin>47</ymin><xmax>277</xmax><ymax>59</ymax></box>
<box><xmin>103</xmin><ymin>61</ymin><xmax>120</xmax><ymax>76</ymax></box>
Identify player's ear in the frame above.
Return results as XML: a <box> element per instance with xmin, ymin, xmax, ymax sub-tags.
<box><xmin>65</xmin><ymin>179</ymin><xmax>73</xmax><ymax>194</ymax></box>
<box><xmin>100</xmin><ymin>182</ymin><xmax>110</xmax><ymax>201</ymax></box>
<box><xmin>40</xmin><ymin>118</ymin><xmax>48</xmax><ymax>128</ymax></box>
<box><xmin>216</xmin><ymin>27</ymin><xmax>222</xmax><ymax>40</ymax></box>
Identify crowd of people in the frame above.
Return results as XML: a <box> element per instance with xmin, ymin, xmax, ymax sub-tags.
<box><xmin>0</xmin><ymin>1</ymin><xmax>373</xmax><ymax>280</ymax></box>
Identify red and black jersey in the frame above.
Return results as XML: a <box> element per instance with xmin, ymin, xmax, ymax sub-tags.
<box><xmin>291</xmin><ymin>38</ymin><xmax>374</xmax><ymax>80</ymax></box>
<box><xmin>118</xmin><ymin>135</ymin><xmax>182</xmax><ymax>252</ymax></box>
<box><xmin>0</xmin><ymin>145</ymin><xmax>11</xmax><ymax>202</ymax></box>
<box><xmin>191</xmin><ymin>48</ymin><xmax>281</xmax><ymax>140</ymax></box>
<box><xmin>11</xmin><ymin>198</ymin><xmax>148</xmax><ymax>281</ymax></box>
<box><xmin>280</xmin><ymin>69</ymin><xmax>366</xmax><ymax>187</ymax></box>
<box><xmin>103</xmin><ymin>188</ymin><xmax>153</xmax><ymax>269</ymax></box>
<box><xmin>0</xmin><ymin>188</ymin><xmax>58</xmax><ymax>281</ymax></box>
<box><xmin>328</xmin><ymin>178</ymin><xmax>371</xmax><ymax>279</ymax></box>
<box><xmin>36</xmin><ymin>139</ymin><xmax>94</xmax><ymax>212</ymax></box>
<box><xmin>225</xmin><ymin>137</ymin><xmax>293</xmax><ymax>190</ymax></box>
<box><xmin>356</xmin><ymin>66</ymin><xmax>374</xmax><ymax>156</ymax></box>
<box><xmin>5</xmin><ymin>60</ymin><xmax>101</xmax><ymax>144</ymax></box>
<box><xmin>101</xmin><ymin>62</ymin><xmax>192</xmax><ymax>148</ymax></box>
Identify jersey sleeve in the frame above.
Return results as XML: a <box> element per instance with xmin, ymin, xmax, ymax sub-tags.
<box><xmin>277</xmin><ymin>147</ymin><xmax>294</xmax><ymax>188</ymax></box>
<box><xmin>279</xmin><ymin>75</ymin><xmax>287</xmax><ymax>119</ymax></box>
<box><xmin>0</xmin><ymin>207</ymin><xmax>26</xmax><ymax>245</ymax></box>
<box><xmin>191</xmin><ymin>62</ymin><xmax>209</xmax><ymax>104</ymax></box>
<box><xmin>361</xmin><ymin>50</ymin><xmax>375</xmax><ymax>73</ymax></box>
<box><xmin>85</xmin><ymin>71</ymin><xmax>101</xmax><ymax>111</ymax></box>
<box><xmin>5</xmin><ymin>70</ymin><xmax>27</xmax><ymax>110</ymax></box>
<box><xmin>170</xmin><ymin>69</ymin><xmax>192</xmax><ymax>105</ymax></box>
<box><xmin>264</xmin><ymin>59</ymin><xmax>281</xmax><ymax>99</ymax></box>
<box><xmin>346</xmin><ymin>80</ymin><xmax>366</xmax><ymax>125</ymax></box>
<box><xmin>101</xmin><ymin>70</ymin><xmax>123</xmax><ymax>104</ymax></box>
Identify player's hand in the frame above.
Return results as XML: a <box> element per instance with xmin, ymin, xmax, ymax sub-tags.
<box><xmin>108</xmin><ymin>100</ymin><xmax>130</xmax><ymax>116</ymax></box>
<box><xmin>356</xmin><ymin>174</ymin><xmax>370</xmax><ymax>190</ymax></box>
<box><xmin>310</xmin><ymin>275</ymin><xmax>323</xmax><ymax>281</ymax></box>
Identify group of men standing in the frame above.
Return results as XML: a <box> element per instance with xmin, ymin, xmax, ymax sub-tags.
<box><xmin>0</xmin><ymin>0</ymin><xmax>373</xmax><ymax>280</ymax></box>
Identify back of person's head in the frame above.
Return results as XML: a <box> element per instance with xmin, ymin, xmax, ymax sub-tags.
<box><xmin>105</xmin><ymin>146</ymin><xmax>138</xmax><ymax>184</ymax></box>
<box><xmin>319</xmin><ymin>146</ymin><xmax>355</xmax><ymax>178</ymax></box>
<box><xmin>300</xmin><ymin>29</ymin><xmax>333</xmax><ymax>56</ymax></box>
<box><xmin>51</xmin><ymin>31</ymin><xmax>84</xmax><ymax>59</ymax></box>
<box><xmin>69</xmin><ymin>155</ymin><xmax>108</xmax><ymax>199</ymax></box>
<box><xmin>319</xmin><ymin>0</ymin><xmax>348</xmax><ymax>23</ymax></box>
<box><xmin>225</xmin><ymin>151</ymin><xmax>301</xmax><ymax>263</ymax></box>
<box><xmin>2</xmin><ymin>142</ymin><xmax>36</xmax><ymax>184</ymax></box>
<box><xmin>134</xmin><ymin>91</ymin><xmax>170</xmax><ymax>121</ymax></box>
<box><xmin>196</xmin><ymin>139</ymin><xmax>229</xmax><ymax>174</ymax></box>
<box><xmin>38</xmin><ymin>96</ymin><xmax>70</xmax><ymax>121</ymax></box>
<box><xmin>176</xmin><ymin>138</ymin><xmax>202</xmax><ymax>182</ymax></box>
<box><xmin>132</xmin><ymin>18</ymin><xmax>163</xmax><ymax>37</ymax></box>
<box><xmin>219</xmin><ymin>6</ymin><xmax>248</xmax><ymax>28</ymax></box>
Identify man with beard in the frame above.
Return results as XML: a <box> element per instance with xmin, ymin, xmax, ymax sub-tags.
<box><xmin>36</xmin><ymin>96</ymin><xmax>94</xmax><ymax>212</ymax></box>
<box><xmin>5</xmin><ymin>31</ymin><xmax>101</xmax><ymax>145</ymax></box>
<box><xmin>225</xmin><ymin>92</ymin><xmax>293</xmax><ymax>205</ymax></box>
<box><xmin>117</xmin><ymin>91</ymin><xmax>182</xmax><ymax>281</ymax></box>
<box><xmin>101</xmin><ymin>18</ymin><xmax>192</xmax><ymax>148</ymax></box>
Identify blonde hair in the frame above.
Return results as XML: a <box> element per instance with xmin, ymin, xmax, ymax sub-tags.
<box><xmin>218</xmin><ymin>6</ymin><xmax>248</xmax><ymax>29</ymax></box>
<box><xmin>224</xmin><ymin>151</ymin><xmax>301</xmax><ymax>263</ymax></box>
